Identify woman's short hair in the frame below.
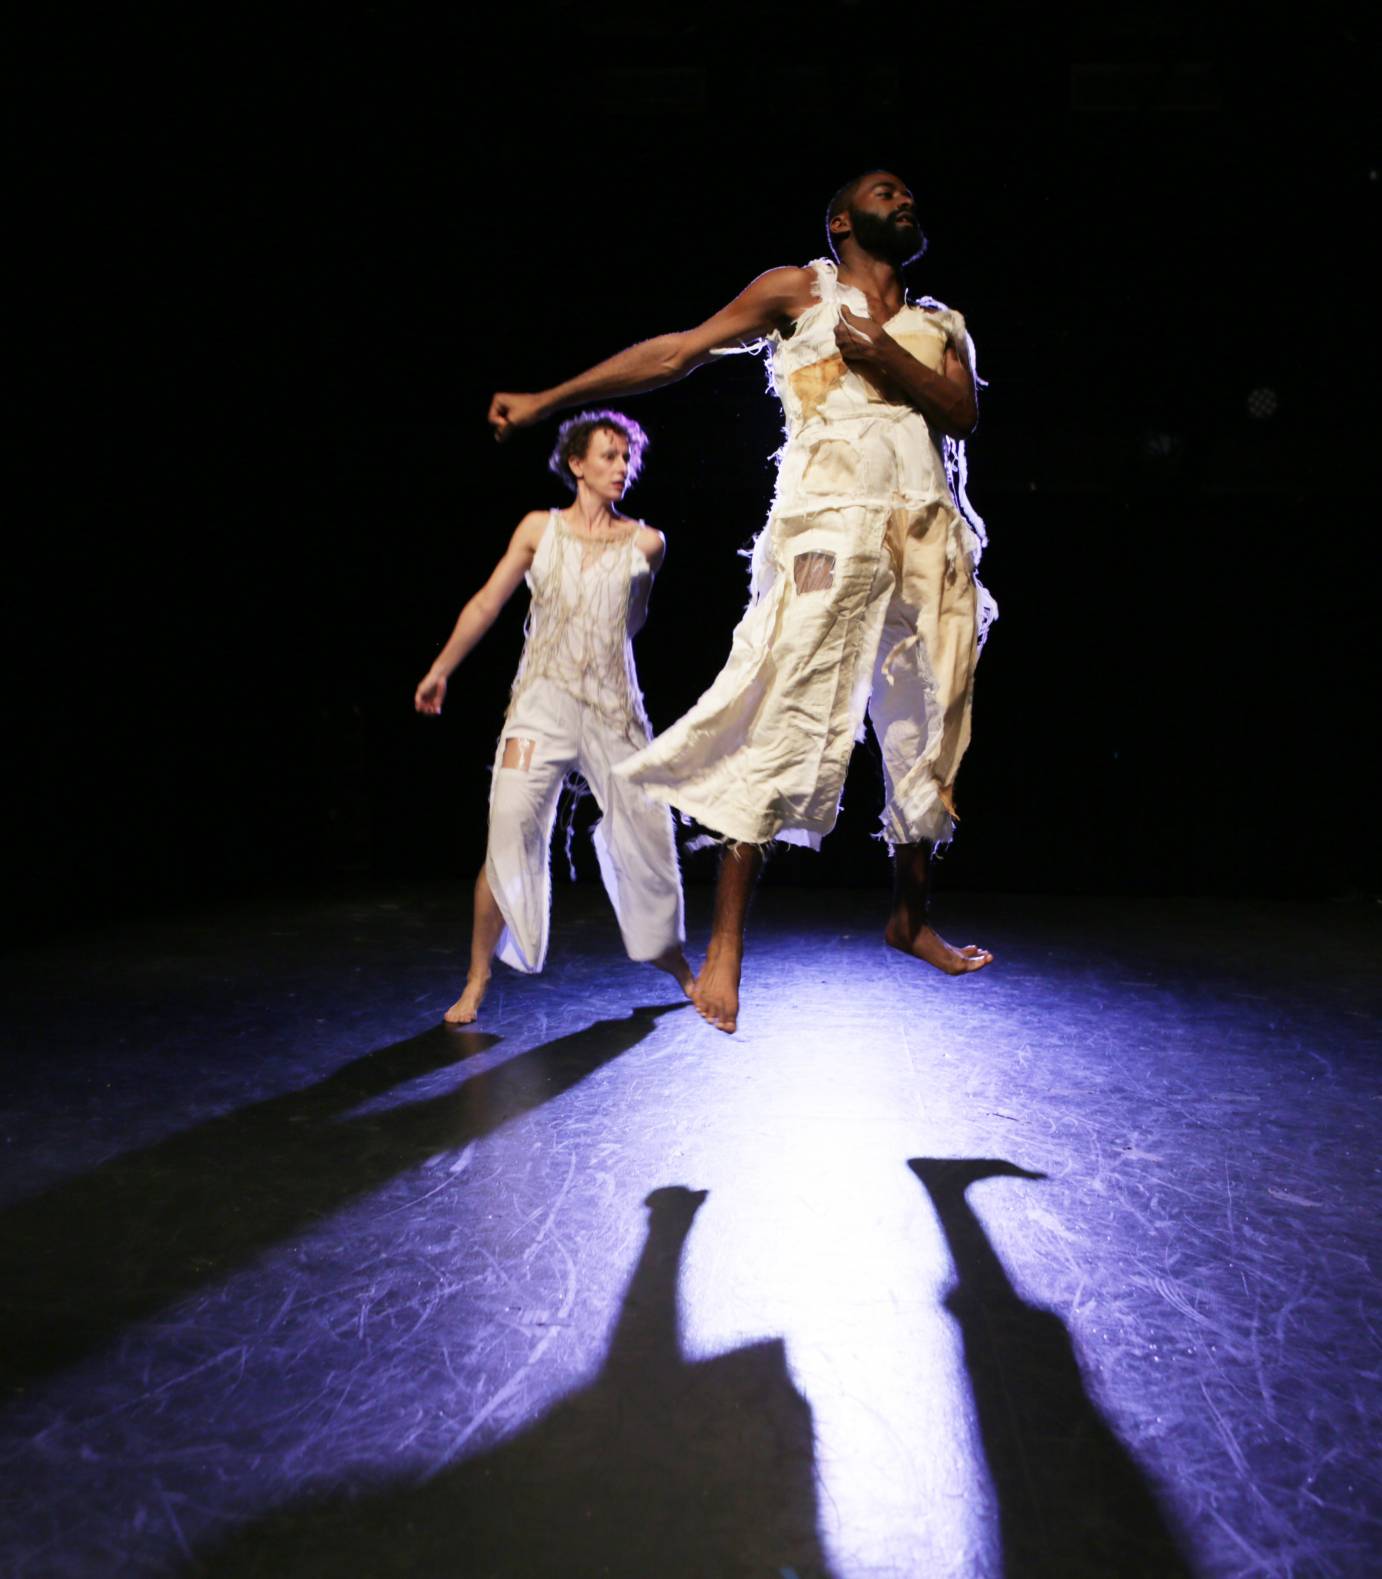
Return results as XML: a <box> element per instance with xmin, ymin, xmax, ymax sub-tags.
<box><xmin>547</xmin><ymin>409</ymin><xmax>649</xmax><ymax>495</ymax></box>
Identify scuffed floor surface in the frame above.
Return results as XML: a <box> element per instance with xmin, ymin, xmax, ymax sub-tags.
<box><xmin>1</xmin><ymin>886</ymin><xmax>1378</xmax><ymax>1577</ymax></box>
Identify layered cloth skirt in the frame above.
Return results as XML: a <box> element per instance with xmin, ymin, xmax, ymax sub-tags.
<box><xmin>615</xmin><ymin>406</ymin><xmax>985</xmax><ymax>851</ymax></box>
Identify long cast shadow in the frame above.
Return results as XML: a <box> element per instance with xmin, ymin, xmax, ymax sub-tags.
<box><xmin>909</xmin><ymin>1159</ymin><xmax>1196</xmax><ymax>1578</ymax></box>
<box><xmin>1</xmin><ymin>1005</ymin><xmax>684</xmax><ymax>1395</ymax></box>
<box><xmin>198</xmin><ymin>1184</ymin><xmax>835</xmax><ymax>1578</ymax></box>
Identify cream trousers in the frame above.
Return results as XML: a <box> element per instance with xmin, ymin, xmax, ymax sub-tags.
<box><xmin>486</xmin><ymin>679</ymin><xmax>685</xmax><ymax>974</ymax></box>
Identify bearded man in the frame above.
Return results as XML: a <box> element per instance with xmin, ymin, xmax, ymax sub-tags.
<box><xmin>489</xmin><ymin>171</ymin><xmax>996</xmax><ymax>1031</ymax></box>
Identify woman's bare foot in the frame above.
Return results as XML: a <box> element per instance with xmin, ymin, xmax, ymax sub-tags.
<box><xmin>884</xmin><ymin>917</ymin><xmax>993</xmax><ymax>975</ymax></box>
<box><xmin>444</xmin><ymin>971</ymin><xmax>491</xmax><ymax>1024</ymax></box>
<box><xmin>692</xmin><ymin>942</ymin><xmax>742</xmax><ymax>1033</ymax></box>
<box><xmin>650</xmin><ymin>946</ymin><xmax>696</xmax><ymax>1000</ymax></box>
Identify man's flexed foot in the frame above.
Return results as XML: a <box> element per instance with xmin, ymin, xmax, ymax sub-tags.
<box><xmin>884</xmin><ymin>917</ymin><xmax>992</xmax><ymax>974</ymax></box>
<box><xmin>887</xmin><ymin>838</ymin><xmax>993</xmax><ymax>975</ymax></box>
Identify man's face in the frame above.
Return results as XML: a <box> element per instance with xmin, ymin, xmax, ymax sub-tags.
<box><xmin>846</xmin><ymin>173</ymin><xmax>927</xmax><ymax>265</ymax></box>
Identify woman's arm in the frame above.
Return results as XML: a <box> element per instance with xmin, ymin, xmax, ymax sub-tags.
<box><xmin>414</xmin><ymin>513</ymin><xmax>546</xmax><ymax>715</ymax></box>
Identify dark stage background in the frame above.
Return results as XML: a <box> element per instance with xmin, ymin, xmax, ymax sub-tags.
<box><xmin>11</xmin><ymin>4</ymin><xmax>1378</xmax><ymax>946</ymax></box>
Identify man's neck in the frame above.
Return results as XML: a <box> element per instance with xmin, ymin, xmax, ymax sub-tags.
<box><xmin>835</xmin><ymin>249</ymin><xmax>906</xmax><ymax>313</ymax></box>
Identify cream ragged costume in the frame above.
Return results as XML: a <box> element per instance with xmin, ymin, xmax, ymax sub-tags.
<box><xmin>486</xmin><ymin>510</ymin><xmax>684</xmax><ymax>973</ymax></box>
<box><xmin>616</xmin><ymin>258</ymin><xmax>996</xmax><ymax>849</ymax></box>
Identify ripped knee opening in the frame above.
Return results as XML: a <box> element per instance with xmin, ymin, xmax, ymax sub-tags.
<box><xmin>501</xmin><ymin>736</ymin><xmax>536</xmax><ymax>771</ymax></box>
<box><xmin>793</xmin><ymin>550</ymin><xmax>836</xmax><ymax>594</ymax></box>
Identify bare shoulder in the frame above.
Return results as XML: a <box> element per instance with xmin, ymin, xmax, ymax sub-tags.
<box><xmin>744</xmin><ymin>265</ymin><xmax>818</xmax><ymax>309</ymax></box>
<box><xmin>635</xmin><ymin>522</ymin><xmax>667</xmax><ymax>570</ymax></box>
<box><xmin>511</xmin><ymin>508</ymin><xmax>553</xmax><ymax>548</ymax></box>
<box><xmin>751</xmin><ymin>264</ymin><xmax>817</xmax><ymax>289</ymax></box>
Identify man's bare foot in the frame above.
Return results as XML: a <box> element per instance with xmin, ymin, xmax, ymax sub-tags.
<box><xmin>884</xmin><ymin>918</ymin><xmax>993</xmax><ymax>975</ymax></box>
<box><xmin>444</xmin><ymin>972</ymin><xmax>490</xmax><ymax>1024</ymax></box>
<box><xmin>650</xmin><ymin>946</ymin><xmax>696</xmax><ymax>1000</ymax></box>
<box><xmin>692</xmin><ymin>944</ymin><xmax>742</xmax><ymax>1033</ymax></box>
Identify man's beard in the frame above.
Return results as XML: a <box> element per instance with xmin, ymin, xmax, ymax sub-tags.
<box><xmin>849</xmin><ymin>206</ymin><xmax>928</xmax><ymax>265</ymax></box>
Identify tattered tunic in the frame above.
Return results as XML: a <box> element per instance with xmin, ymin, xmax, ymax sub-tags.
<box><xmin>504</xmin><ymin>509</ymin><xmax>654</xmax><ymax>745</ymax></box>
<box><xmin>487</xmin><ymin>511</ymin><xmax>683</xmax><ymax>973</ymax></box>
<box><xmin>616</xmin><ymin>258</ymin><xmax>996</xmax><ymax>849</ymax></box>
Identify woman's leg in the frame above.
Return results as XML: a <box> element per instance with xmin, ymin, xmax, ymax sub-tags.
<box><xmin>446</xmin><ymin>695</ymin><xmax>571</xmax><ymax>1021</ymax></box>
<box><xmin>581</xmin><ymin>715</ymin><xmax>693</xmax><ymax>998</ymax></box>
<box><xmin>445</xmin><ymin>865</ymin><xmax>506</xmax><ymax>1024</ymax></box>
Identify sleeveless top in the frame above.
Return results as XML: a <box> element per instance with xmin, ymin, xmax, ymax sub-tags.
<box><xmin>713</xmin><ymin>259</ymin><xmax>990</xmax><ymax>586</ymax></box>
<box><xmin>505</xmin><ymin>509</ymin><xmax>654</xmax><ymax>739</ymax></box>
<box><xmin>765</xmin><ymin>258</ymin><xmax>975</xmax><ymax>441</ymax></box>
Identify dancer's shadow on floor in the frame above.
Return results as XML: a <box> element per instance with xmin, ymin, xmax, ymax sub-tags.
<box><xmin>198</xmin><ymin>1184</ymin><xmax>834</xmax><ymax>1579</ymax></box>
<box><xmin>0</xmin><ymin>1004</ymin><xmax>685</xmax><ymax>1394</ymax></box>
<box><xmin>908</xmin><ymin>1158</ymin><xmax>1196</xmax><ymax>1579</ymax></box>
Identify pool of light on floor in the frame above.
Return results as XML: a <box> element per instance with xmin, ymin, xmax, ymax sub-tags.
<box><xmin>666</xmin><ymin>1050</ymin><xmax>1001</xmax><ymax>1576</ymax></box>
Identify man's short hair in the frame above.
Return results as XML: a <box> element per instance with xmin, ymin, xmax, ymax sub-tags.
<box><xmin>547</xmin><ymin>409</ymin><xmax>649</xmax><ymax>495</ymax></box>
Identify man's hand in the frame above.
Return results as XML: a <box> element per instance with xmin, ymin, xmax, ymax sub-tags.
<box><xmin>414</xmin><ymin>672</ymin><xmax>448</xmax><ymax>715</ymax></box>
<box><xmin>833</xmin><ymin>306</ymin><xmax>890</xmax><ymax>366</ymax></box>
<box><xmin>832</xmin><ymin>307</ymin><xmax>976</xmax><ymax>435</ymax></box>
<box><xmin>487</xmin><ymin>392</ymin><xmax>545</xmax><ymax>442</ymax></box>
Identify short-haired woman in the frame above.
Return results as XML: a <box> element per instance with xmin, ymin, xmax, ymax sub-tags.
<box><xmin>414</xmin><ymin>411</ymin><xmax>692</xmax><ymax>1022</ymax></box>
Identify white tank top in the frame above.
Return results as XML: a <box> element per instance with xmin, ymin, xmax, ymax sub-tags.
<box><xmin>505</xmin><ymin>509</ymin><xmax>654</xmax><ymax>739</ymax></box>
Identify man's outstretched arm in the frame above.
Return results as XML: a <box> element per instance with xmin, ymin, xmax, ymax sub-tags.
<box><xmin>488</xmin><ymin>267</ymin><xmax>814</xmax><ymax>440</ymax></box>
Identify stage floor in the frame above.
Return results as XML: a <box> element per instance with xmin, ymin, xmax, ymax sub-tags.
<box><xmin>2</xmin><ymin>885</ymin><xmax>1378</xmax><ymax>1577</ymax></box>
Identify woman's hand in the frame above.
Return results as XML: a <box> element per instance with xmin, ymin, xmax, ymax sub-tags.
<box><xmin>414</xmin><ymin>671</ymin><xmax>448</xmax><ymax>715</ymax></box>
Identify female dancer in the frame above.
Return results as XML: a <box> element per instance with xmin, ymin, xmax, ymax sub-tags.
<box><xmin>414</xmin><ymin>411</ymin><xmax>692</xmax><ymax>1023</ymax></box>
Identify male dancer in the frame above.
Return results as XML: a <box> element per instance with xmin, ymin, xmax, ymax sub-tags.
<box><xmin>489</xmin><ymin>172</ymin><xmax>994</xmax><ymax>1032</ymax></box>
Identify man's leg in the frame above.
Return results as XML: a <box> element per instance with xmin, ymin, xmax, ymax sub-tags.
<box><xmin>884</xmin><ymin>840</ymin><xmax>993</xmax><ymax>975</ymax></box>
<box><xmin>694</xmin><ymin>842</ymin><xmax>764</xmax><ymax>1033</ymax></box>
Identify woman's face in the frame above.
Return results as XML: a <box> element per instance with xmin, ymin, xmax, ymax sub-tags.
<box><xmin>571</xmin><ymin>428</ymin><xmax>631</xmax><ymax>502</ymax></box>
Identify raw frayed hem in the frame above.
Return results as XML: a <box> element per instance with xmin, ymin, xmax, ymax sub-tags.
<box><xmin>874</xmin><ymin>827</ymin><xmax>955</xmax><ymax>860</ymax></box>
<box><xmin>875</xmin><ymin>791</ymin><xmax>957</xmax><ymax>857</ymax></box>
<box><xmin>624</xmin><ymin>935</ymin><xmax>689</xmax><ymax>965</ymax></box>
<box><xmin>680</xmin><ymin>816</ymin><xmax>778</xmax><ymax>861</ymax></box>
<box><xmin>683</xmin><ymin>833</ymin><xmax>778</xmax><ymax>862</ymax></box>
